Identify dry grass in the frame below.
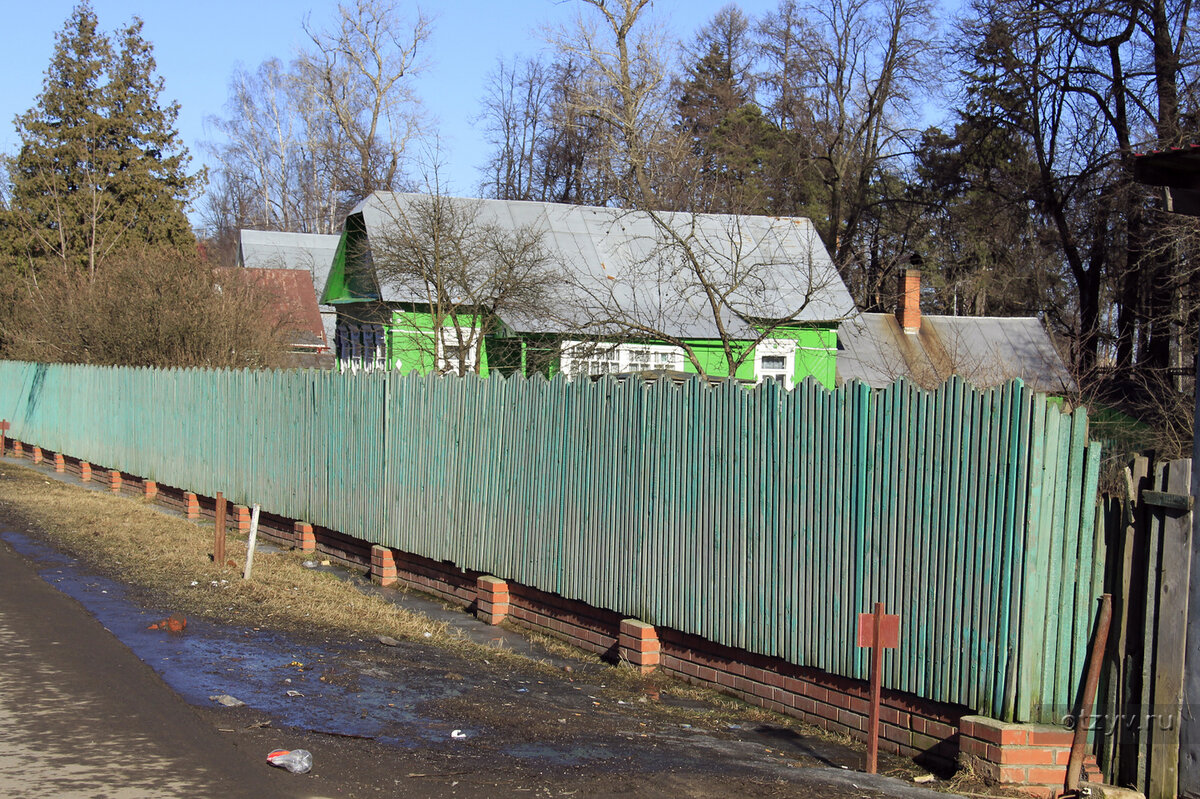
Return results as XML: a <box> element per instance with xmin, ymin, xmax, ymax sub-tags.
<box><xmin>0</xmin><ymin>464</ymin><xmax>459</xmax><ymax>647</ymax></box>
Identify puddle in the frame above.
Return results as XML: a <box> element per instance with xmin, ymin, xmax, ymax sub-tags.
<box><xmin>1</xmin><ymin>531</ymin><xmax>468</xmax><ymax>747</ymax></box>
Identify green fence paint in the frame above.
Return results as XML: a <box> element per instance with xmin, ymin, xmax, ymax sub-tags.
<box><xmin>0</xmin><ymin>360</ymin><xmax>1102</xmax><ymax>722</ymax></box>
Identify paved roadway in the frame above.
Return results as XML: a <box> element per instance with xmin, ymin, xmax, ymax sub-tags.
<box><xmin>0</xmin><ymin>531</ymin><xmax>310</xmax><ymax>799</ymax></box>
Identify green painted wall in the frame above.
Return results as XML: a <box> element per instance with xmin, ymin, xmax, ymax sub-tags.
<box><xmin>680</xmin><ymin>340</ymin><xmax>755</xmax><ymax>380</ymax></box>
<box><xmin>388</xmin><ymin>309</ymin><xmax>490</xmax><ymax>376</ymax></box>
<box><xmin>321</xmin><ymin>215</ymin><xmax>378</xmax><ymax>305</ymax></box>
<box><xmin>776</xmin><ymin>324</ymin><xmax>838</xmax><ymax>388</ymax></box>
<box><xmin>680</xmin><ymin>324</ymin><xmax>838</xmax><ymax>387</ymax></box>
<box><xmin>340</xmin><ymin>300</ymin><xmax>837</xmax><ymax>387</ymax></box>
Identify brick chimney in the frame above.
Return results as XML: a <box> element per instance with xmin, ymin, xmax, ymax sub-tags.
<box><xmin>897</xmin><ymin>269</ymin><xmax>921</xmax><ymax>333</ymax></box>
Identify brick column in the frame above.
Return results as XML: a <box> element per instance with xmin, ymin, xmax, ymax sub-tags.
<box><xmin>958</xmin><ymin>716</ymin><xmax>1102</xmax><ymax>799</ymax></box>
<box><xmin>32</xmin><ymin>446</ymin><xmax>43</xmax><ymax>464</ymax></box>
<box><xmin>371</xmin><ymin>545</ymin><xmax>397</xmax><ymax>586</ymax></box>
<box><xmin>294</xmin><ymin>522</ymin><xmax>316</xmax><ymax>552</ymax></box>
<box><xmin>109</xmin><ymin>470</ymin><xmax>121</xmax><ymax>493</ymax></box>
<box><xmin>13</xmin><ymin>441</ymin><xmax>24</xmax><ymax>458</ymax></box>
<box><xmin>476</xmin><ymin>576</ymin><xmax>510</xmax><ymax>625</ymax></box>
<box><xmin>144</xmin><ymin>480</ymin><xmax>158</xmax><ymax>500</ymax></box>
<box><xmin>53</xmin><ymin>453</ymin><xmax>65</xmax><ymax>473</ymax></box>
<box><xmin>619</xmin><ymin>619</ymin><xmax>661</xmax><ymax>673</ymax></box>
<box><xmin>80</xmin><ymin>461</ymin><xmax>92</xmax><ymax>482</ymax></box>
<box><xmin>233</xmin><ymin>505</ymin><xmax>251</xmax><ymax>533</ymax></box>
<box><xmin>184</xmin><ymin>492</ymin><xmax>200</xmax><ymax>520</ymax></box>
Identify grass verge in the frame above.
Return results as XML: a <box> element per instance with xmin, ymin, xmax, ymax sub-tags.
<box><xmin>0</xmin><ymin>464</ymin><xmax>461</xmax><ymax>647</ymax></box>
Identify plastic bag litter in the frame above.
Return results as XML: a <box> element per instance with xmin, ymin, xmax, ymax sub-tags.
<box><xmin>266</xmin><ymin>749</ymin><xmax>312</xmax><ymax>774</ymax></box>
<box><xmin>209</xmin><ymin>694</ymin><xmax>244</xmax><ymax>707</ymax></box>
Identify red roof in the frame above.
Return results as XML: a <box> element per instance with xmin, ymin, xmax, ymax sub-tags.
<box><xmin>216</xmin><ymin>268</ymin><xmax>328</xmax><ymax>351</ymax></box>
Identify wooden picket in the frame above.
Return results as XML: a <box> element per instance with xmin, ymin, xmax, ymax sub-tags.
<box><xmin>0</xmin><ymin>361</ymin><xmax>1104</xmax><ymax>721</ymax></box>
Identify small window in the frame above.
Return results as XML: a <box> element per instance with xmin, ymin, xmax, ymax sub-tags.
<box><xmin>761</xmin><ymin>355</ymin><xmax>787</xmax><ymax>370</ymax></box>
<box><xmin>756</xmin><ymin>341</ymin><xmax>795</xmax><ymax>389</ymax></box>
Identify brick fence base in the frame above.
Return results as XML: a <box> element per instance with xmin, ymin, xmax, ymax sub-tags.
<box><xmin>959</xmin><ymin>716</ymin><xmax>1102</xmax><ymax>799</ymax></box>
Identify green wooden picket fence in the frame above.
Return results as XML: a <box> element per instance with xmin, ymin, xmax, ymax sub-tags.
<box><xmin>0</xmin><ymin>360</ymin><xmax>1102</xmax><ymax>722</ymax></box>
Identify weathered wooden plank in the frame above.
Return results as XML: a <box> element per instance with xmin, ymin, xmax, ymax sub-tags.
<box><xmin>1142</xmin><ymin>490</ymin><xmax>1193</xmax><ymax>511</ymax></box>
<box><xmin>1148</xmin><ymin>459</ymin><xmax>1192</xmax><ymax>799</ymax></box>
<box><xmin>1138</xmin><ymin>461</ymin><xmax>1168</xmax><ymax>794</ymax></box>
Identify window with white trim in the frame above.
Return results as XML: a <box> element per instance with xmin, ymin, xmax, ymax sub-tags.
<box><xmin>560</xmin><ymin>341</ymin><xmax>685</xmax><ymax>379</ymax></box>
<box><xmin>754</xmin><ymin>339</ymin><xmax>796</xmax><ymax>388</ymax></box>
<box><xmin>437</xmin><ymin>330</ymin><xmax>479</xmax><ymax>375</ymax></box>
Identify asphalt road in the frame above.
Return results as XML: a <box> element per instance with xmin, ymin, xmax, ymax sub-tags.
<box><xmin>0</xmin><ymin>530</ymin><xmax>309</xmax><ymax>799</ymax></box>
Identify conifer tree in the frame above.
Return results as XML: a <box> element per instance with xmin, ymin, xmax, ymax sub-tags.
<box><xmin>3</xmin><ymin>3</ymin><xmax>200</xmax><ymax>280</ymax></box>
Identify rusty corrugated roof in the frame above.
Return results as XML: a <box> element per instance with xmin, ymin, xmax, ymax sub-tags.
<box><xmin>837</xmin><ymin>313</ymin><xmax>1075</xmax><ymax>392</ymax></box>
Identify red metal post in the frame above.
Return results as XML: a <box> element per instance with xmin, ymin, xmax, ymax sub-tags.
<box><xmin>867</xmin><ymin>601</ymin><xmax>884</xmax><ymax>775</ymax></box>
<box><xmin>214</xmin><ymin>492</ymin><xmax>227</xmax><ymax>566</ymax></box>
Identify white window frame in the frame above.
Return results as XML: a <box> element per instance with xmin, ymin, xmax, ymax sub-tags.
<box><xmin>754</xmin><ymin>338</ymin><xmax>797</xmax><ymax>389</ymax></box>
<box><xmin>436</xmin><ymin>328</ymin><xmax>480</xmax><ymax>375</ymax></box>
<box><xmin>560</xmin><ymin>341</ymin><xmax>685</xmax><ymax>380</ymax></box>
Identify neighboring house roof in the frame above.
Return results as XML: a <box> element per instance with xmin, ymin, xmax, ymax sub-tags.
<box><xmin>216</xmin><ymin>268</ymin><xmax>328</xmax><ymax>351</ymax></box>
<box><xmin>238</xmin><ymin>229</ymin><xmax>341</xmax><ymax>302</ymax></box>
<box><xmin>239</xmin><ymin>229</ymin><xmax>340</xmax><ymax>350</ymax></box>
<box><xmin>837</xmin><ymin>313</ymin><xmax>1076</xmax><ymax>392</ymax></box>
<box><xmin>342</xmin><ymin>192</ymin><xmax>856</xmax><ymax>339</ymax></box>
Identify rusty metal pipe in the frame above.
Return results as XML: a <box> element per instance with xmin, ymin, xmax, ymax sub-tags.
<box><xmin>214</xmin><ymin>492</ymin><xmax>227</xmax><ymax>566</ymax></box>
<box><xmin>1065</xmin><ymin>593</ymin><xmax>1113</xmax><ymax>795</ymax></box>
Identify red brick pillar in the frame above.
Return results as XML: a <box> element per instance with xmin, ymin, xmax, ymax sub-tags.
<box><xmin>53</xmin><ymin>453</ymin><xmax>65</xmax><ymax>473</ymax></box>
<box><xmin>13</xmin><ymin>441</ymin><xmax>24</xmax><ymax>458</ymax></box>
<box><xmin>619</xmin><ymin>619</ymin><xmax>661</xmax><ymax>673</ymax></box>
<box><xmin>476</xmin><ymin>576</ymin><xmax>510</xmax><ymax>625</ymax></box>
<box><xmin>80</xmin><ymin>461</ymin><xmax>92</xmax><ymax>482</ymax></box>
<box><xmin>958</xmin><ymin>716</ymin><xmax>1103</xmax><ymax>799</ymax></box>
<box><xmin>109</xmin><ymin>470</ymin><xmax>121</xmax><ymax>493</ymax></box>
<box><xmin>294</xmin><ymin>522</ymin><xmax>316</xmax><ymax>552</ymax></box>
<box><xmin>371</xmin><ymin>545</ymin><xmax>397</xmax><ymax>586</ymax></box>
<box><xmin>184</xmin><ymin>492</ymin><xmax>200</xmax><ymax>520</ymax></box>
<box><xmin>144</xmin><ymin>480</ymin><xmax>158</xmax><ymax>500</ymax></box>
<box><xmin>32</xmin><ymin>446</ymin><xmax>43</xmax><ymax>464</ymax></box>
<box><xmin>233</xmin><ymin>505</ymin><xmax>251</xmax><ymax>533</ymax></box>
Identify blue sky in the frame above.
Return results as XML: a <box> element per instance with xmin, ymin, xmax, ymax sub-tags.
<box><xmin>1</xmin><ymin>0</ymin><xmax>805</xmax><ymax>222</ymax></box>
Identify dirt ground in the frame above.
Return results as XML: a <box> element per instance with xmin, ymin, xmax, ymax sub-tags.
<box><xmin>0</xmin><ymin>459</ymin><xmax>988</xmax><ymax>798</ymax></box>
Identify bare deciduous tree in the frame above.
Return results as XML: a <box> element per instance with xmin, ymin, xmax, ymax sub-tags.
<box><xmin>204</xmin><ymin>0</ymin><xmax>430</xmax><ymax>242</ymax></box>
<box><xmin>369</xmin><ymin>192</ymin><xmax>562</xmax><ymax>376</ymax></box>
<box><xmin>759</xmin><ymin>0</ymin><xmax>940</xmax><ymax>308</ymax></box>
<box><xmin>545</xmin><ymin>0</ymin><xmax>684</xmax><ymax>206</ymax></box>
<box><xmin>299</xmin><ymin>0</ymin><xmax>431</xmax><ymax>198</ymax></box>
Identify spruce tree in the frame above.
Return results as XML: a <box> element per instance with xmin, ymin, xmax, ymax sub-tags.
<box><xmin>5</xmin><ymin>3</ymin><xmax>200</xmax><ymax>279</ymax></box>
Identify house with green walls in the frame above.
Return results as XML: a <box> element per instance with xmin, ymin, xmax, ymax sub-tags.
<box><xmin>320</xmin><ymin>192</ymin><xmax>856</xmax><ymax>388</ymax></box>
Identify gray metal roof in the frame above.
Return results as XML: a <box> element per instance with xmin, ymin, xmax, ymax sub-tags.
<box><xmin>837</xmin><ymin>313</ymin><xmax>1076</xmax><ymax>392</ymax></box>
<box><xmin>238</xmin><ymin>230</ymin><xmax>341</xmax><ymax>300</ymax></box>
<box><xmin>350</xmin><ymin>193</ymin><xmax>855</xmax><ymax>339</ymax></box>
